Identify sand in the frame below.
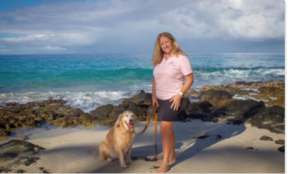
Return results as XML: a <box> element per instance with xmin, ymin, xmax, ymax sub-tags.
<box><xmin>6</xmin><ymin>120</ymin><xmax>284</xmax><ymax>173</ymax></box>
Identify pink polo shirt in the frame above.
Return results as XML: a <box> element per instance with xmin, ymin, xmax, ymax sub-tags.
<box><xmin>153</xmin><ymin>54</ymin><xmax>193</xmax><ymax>100</ymax></box>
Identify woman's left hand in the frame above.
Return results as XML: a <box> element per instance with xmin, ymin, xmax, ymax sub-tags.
<box><xmin>170</xmin><ymin>94</ymin><xmax>182</xmax><ymax>111</ymax></box>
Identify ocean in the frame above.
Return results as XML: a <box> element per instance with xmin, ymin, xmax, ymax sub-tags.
<box><xmin>0</xmin><ymin>53</ymin><xmax>285</xmax><ymax>112</ymax></box>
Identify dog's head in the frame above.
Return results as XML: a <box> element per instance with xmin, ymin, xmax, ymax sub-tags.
<box><xmin>115</xmin><ymin>110</ymin><xmax>137</xmax><ymax>132</ymax></box>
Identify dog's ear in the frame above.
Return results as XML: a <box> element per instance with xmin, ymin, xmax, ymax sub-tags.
<box><xmin>115</xmin><ymin>112</ymin><xmax>123</xmax><ymax>127</ymax></box>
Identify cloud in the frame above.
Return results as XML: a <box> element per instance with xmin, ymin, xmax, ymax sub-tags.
<box><xmin>0</xmin><ymin>0</ymin><xmax>285</xmax><ymax>53</ymax></box>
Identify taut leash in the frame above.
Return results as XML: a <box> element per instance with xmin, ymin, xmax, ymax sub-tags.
<box><xmin>138</xmin><ymin>105</ymin><xmax>158</xmax><ymax>160</ymax></box>
<box><xmin>153</xmin><ymin>111</ymin><xmax>158</xmax><ymax>159</ymax></box>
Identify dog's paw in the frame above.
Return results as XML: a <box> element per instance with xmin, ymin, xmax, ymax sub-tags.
<box><xmin>126</xmin><ymin>159</ymin><xmax>133</xmax><ymax>164</ymax></box>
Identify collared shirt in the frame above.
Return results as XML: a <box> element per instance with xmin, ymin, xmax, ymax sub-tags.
<box><xmin>153</xmin><ymin>54</ymin><xmax>193</xmax><ymax>100</ymax></box>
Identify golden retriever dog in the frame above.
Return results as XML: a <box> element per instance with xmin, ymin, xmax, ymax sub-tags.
<box><xmin>99</xmin><ymin>110</ymin><xmax>137</xmax><ymax>168</ymax></box>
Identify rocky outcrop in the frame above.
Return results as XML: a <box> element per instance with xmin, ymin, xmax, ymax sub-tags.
<box><xmin>0</xmin><ymin>81</ymin><xmax>285</xmax><ymax>138</ymax></box>
<box><xmin>199</xmin><ymin>81</ymin><xmax>285</xmax><ymax>108</ymax></box>
<box><xmin>0</xmin><ymin>140</ymin><xmax>45</xmax><ymax>172</ymax></box>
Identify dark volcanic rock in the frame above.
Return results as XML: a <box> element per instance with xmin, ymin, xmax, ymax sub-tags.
<box><xmin>0</xmin><ymin>140</ymin><xmax>45</xmax><ymax>171</ymax></box>
<box><xmin>174</xmin><ymin>110</ymin><xmax>188</xmax><ymax>121</ymax></box>
<box><xmin>275</xmin><ymin>139</ymin><xmax>285</xmax><ymax>145</ymax></box>
<box><xmin>123</xmin><ymin>90</ymin><xmax>152</xmax><ymax>106</ymax></box>
<box><xmin>0</xmin><ymin>128</ymin><xmax>10</xmax><ymax>137</ymax></box>
<box><xmin>187</xmin><ymin>101</ymin><xmax>212</xmax><ymax>114</ymax></box>
<box><xmin>246</xmin><ymin>106</ymin><xmax>285</xmax><ymax>134</ymax></box>
<box><xmin>259</xmin><ymin>136</ymin><xmax>273</xmax><ymax>141</ymax></box>
<box><xmin>180</xmin><ymin>97</ymin><xmax>190</xmax><ymax>111</ymax></box>
<box><xmin>199</xmin><ymin>90</ymin><xmax>233</xmax><ymax>101</ymax></box>
<box><xmin>278</xmin><ymin>146</ymin><xmax>285</xmax><ymax>153</ymax></box>
<box><xmin>90</xmin><ymin>104</ymin><xmax>114</xmax><ymax>117</ymax></box>
<box><xmin>227</xmin><ymin>100</ymin><xmax>265</xmax><ymax>114</ymax></box>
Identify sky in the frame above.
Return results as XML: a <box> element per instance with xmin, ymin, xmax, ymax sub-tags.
<box><xmin>0</xmin><ymin>0</ymin><xmax>285</xmax><ymax>54</ymax></box>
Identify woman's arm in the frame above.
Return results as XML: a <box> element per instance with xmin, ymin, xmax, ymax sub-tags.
<box><xmin>170</xmin><ymin>73</ymin><xmax>194</xmax><ymax>110</ymax></box>
<box><xmin>152</xmin><ymin>77</ymin><xmax>159</xmax><ymax>108</ymax></box>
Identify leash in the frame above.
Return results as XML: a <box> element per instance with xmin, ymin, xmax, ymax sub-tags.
<box><xmin>154</xmin><ymin>111</ymin><xmax>158</xmax><ymax>159</ymax></box>
<box><xmin>138</xmin><ymin>106</ymin><xmax>158</xmax><ymax>160</ymax></box>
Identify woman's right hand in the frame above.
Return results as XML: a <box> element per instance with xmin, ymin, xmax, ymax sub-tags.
<box><xmin>152</xmin><ymin>96</ymin><xmax>159</xmax><ymax>110</ymax></box>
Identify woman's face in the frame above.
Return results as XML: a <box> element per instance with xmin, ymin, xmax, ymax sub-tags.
<box><xmin>159</xmin><ymin>36</ymin><xmax>173</xmax><ymax>54</ymax></box>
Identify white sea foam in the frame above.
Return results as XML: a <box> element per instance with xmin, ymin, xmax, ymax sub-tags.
<box><xmin>0</xmin><ymin>90</ymin><xmax>134</xmax><ymax>112</ymax></box>
<box><xmin>193</xmin><ymin>68</ymin><xmax>285</xmax><ymax>86</ymax></box>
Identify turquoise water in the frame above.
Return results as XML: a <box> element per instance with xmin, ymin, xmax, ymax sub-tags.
<box><xmin>0</xmin><ymin>53</ymin><xmax>285</xmax><ymax>111</ymax></box>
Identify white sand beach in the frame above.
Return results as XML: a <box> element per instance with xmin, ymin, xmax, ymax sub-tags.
<box><xmin>5</xmin><ymin>119</ymin><xmax>284</xmax><ymax>173</ymax></box>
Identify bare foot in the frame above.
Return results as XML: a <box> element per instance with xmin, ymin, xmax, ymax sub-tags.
<box><xmin>155</xmin><ymin>165</ymin><xmax>170</xmax><ymax>173</ymax></box>
<box><xmin>157</xmin><ymin>158</ymin><xmax>176</xmax><ymax>165</ymax></box>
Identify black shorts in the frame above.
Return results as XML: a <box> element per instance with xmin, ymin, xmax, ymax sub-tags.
<box><xmin>157</xmin><ymin>98</ymin><xmax>180</xmax><ymax>122</ymax></box>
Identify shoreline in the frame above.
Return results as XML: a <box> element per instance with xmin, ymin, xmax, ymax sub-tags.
<box><xmin>0</xmin><ymin>80</ymin><xmax>285</xmax><ymax>173</ymax></box>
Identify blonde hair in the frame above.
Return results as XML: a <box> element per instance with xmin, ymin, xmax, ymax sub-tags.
<box><xmin>152</xmin><ymin>32</ymin><xmax>185</xmax><ymax>66</ymax></box>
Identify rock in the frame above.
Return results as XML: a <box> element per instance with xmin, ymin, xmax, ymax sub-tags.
<box><xmin>24</xmin><ymin>156</ymin><xmax>39</xmax><ymax>166</ymax></box>
<box><xmin>269</xmin><ymin>124</ymin><xmax>285</xmax><ymax>134</ymax></box>
<box><xmin>188</xmin><ymin>112</ymin><xmax>217</xmax><ymax>122</ymax></box>
<box><xmin>227</xmin><ymin>100</ymin><xmax>265</xmax><ymax>114</ymax></box>
<box><xmin>187</xmin><ymin>101</ymin><xmax>212</xmax><ymax>114</ymax></box>
<box><xmin>109</xmin><ymin>104</ymin><xmax>127</xmax><ymax>121</ymax></box>
<box><xmin>275</xmin><ymin>139</ymin><xmax>285</xmax><ymax>145</ymax></box>
<box><xmin>180</xmin><ymin>97</ymin><xmax>190</xmax><ymax>111</ymax></box>
<box><xmin>17</xmin><ymin>136</ymin><xmax>27</xmax><ymax>141</ymax></box>
<box><xmin>246</xmin><ymin>106</ymin><xmax>284</xmax><ymax>124</ymax></box>
<box><xmin>257</xmin><ymin>86</ymin><xmax>285</xmax><ymax>108</ymax></box>
<box><xmin>90</xmin><ymin>104</ymin><xmax>114</xmax><ymax>117</ymax></box>
<box><xmin>259</xmin><ymin>136</ymin><xmax>273</xmax><ymax>141</ymax></box>
<box><xmin>278</xmin><ymin>146</ymin><xmax>285</xmax><ymax>153</ymax></box>
<box><xmin>146</xmin><ymin>105</ymin><xmax>156</xmax><ymax>120</ymax></box>
<box><xmin>246</xmin><ymin>106</ymin><xmax>285</xmax><ymax>134</ymax></box>
<box><xmin>123</xmin><ymin>90</ymin><xmax>151</xmax><ymax>106</ymax></box>
<box><xmin>174</xmin><ymin>110</ymin><xmax>188</xmax><ymax>121</ymax></box>
<box><xmin>0</xmin><ymin>140</ymin><xmax>45</xmax><ymax>167</ymax></box>
<box><xmin>199</xmin><ymin>89</ymin><xmax>233</xmax><ymax>100</ymax></box>
<box><xmin>0</xmin><ymin>128</ymin><xmax>10</xmax><ymax>137</ymax></box>
<box><xmin>126</xmin><ymin>103</ymin><xmax>146</xmax><ymax>119</ymax></box>
<box><xmin>42</xmin><ymin>98</ymin><xmax>68</xmax><ymax>106</ymax></box>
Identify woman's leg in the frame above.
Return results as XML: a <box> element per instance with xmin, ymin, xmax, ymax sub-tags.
<box><xmin>156</xmin><ymin>121</ymin><xmax>174</xmax><ymax>173</ymax></box>
<box><xmin>169</xmin><ymin>126</ymin><xmax>176</xmax><ymax>163</ymax></box>
<box><xmin>157</xmin><ymin>123</ymin><xmax>176</xmax><ymax>164</ymax></box>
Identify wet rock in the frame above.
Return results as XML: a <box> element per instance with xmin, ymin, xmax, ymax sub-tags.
<box><xmin>123</xmin><ymin>90</ymin><xmax>152</xmax><ymax>106</ymax></box>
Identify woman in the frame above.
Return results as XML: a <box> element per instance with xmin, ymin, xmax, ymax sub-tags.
<box><xmin>152</xmin><ymin>32</ymin><xmax>194</xmax><ymax>173</ymax></box>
